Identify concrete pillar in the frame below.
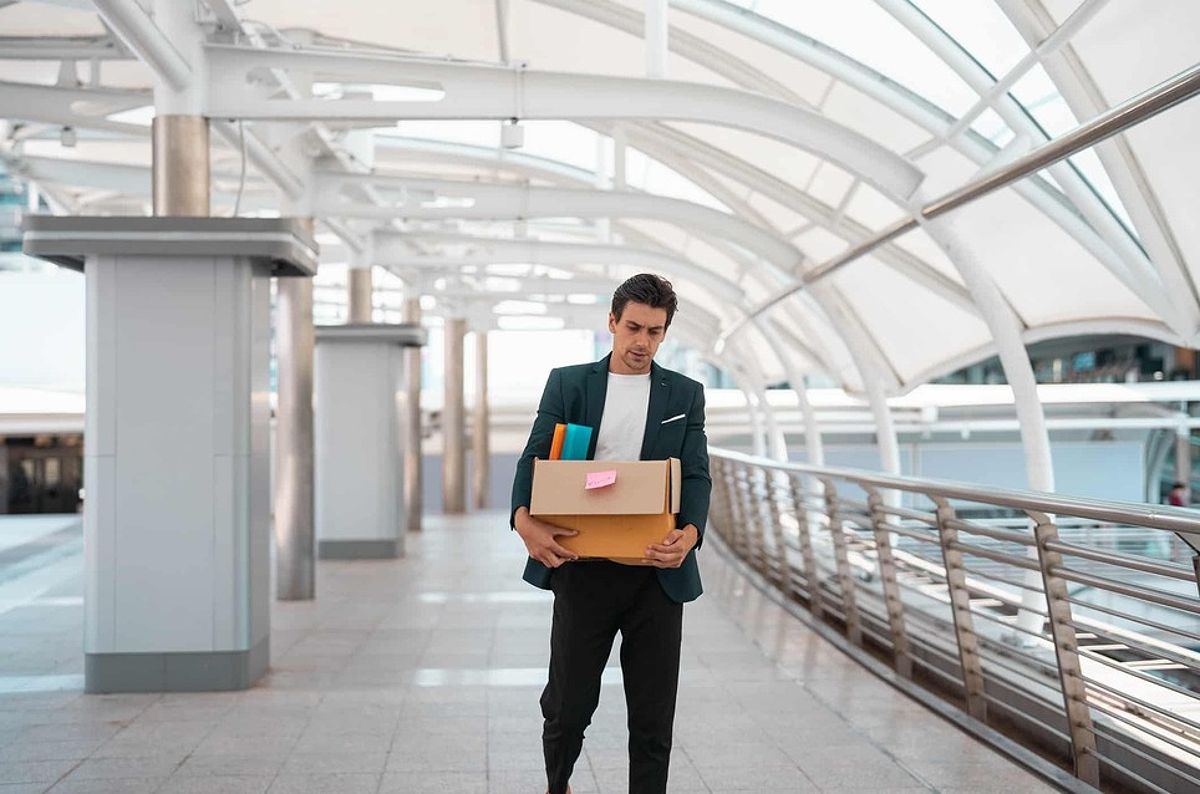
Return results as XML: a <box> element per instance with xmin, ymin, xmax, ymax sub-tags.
<box><xmin>402</xmin><ymin>297</ymin><xmax>423</xmax><ymax>530</ymax></box>
<box><xmin>472</xmin><ymin>329</ymin><xmax>490</xmax><ymax>510</ymax></box>
<box><xmin>442</xmin><ymin>317</ymin><xmax>467</xmax><ymax>514</ymax></box>
<box><xmin>314</xmin><ymin>325</ymin><xmax>425</xmax><ymax>558</ymax></box>
<box><xmin>348</xmin><ymin>267</ymin><xmax>373</xmax><ymax>323</ymax></box>
<box><xmin>23</xmin><ymin>216</ymin><xmax>317</xmax><ymax>693</ymax></box>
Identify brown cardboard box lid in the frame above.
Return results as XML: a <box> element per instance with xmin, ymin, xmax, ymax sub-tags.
<box><xmin>530</xmin><ymin>458</ymin><xmax>682</xmax><ymax>516</ymax></box>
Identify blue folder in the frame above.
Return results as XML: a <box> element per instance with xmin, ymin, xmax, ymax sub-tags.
<box><xmin>560</xmin><ymin>423</ymin><xmax>593</xmax><ymax>460</ymax></box>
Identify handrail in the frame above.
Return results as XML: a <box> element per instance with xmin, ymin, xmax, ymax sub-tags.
<box><xmin>713</xmin><ymin>445</ymin><xmax>1200</xmax><ymax>535</ymax></box>
<box><xmin>708</xmin><ymin>445</ymin><xmax>1200</xmax><ymax>792</ymax></box>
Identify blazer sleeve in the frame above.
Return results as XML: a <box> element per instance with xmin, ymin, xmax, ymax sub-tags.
<box><xmin>509</xmin><ymin>367</ymin><xmax>565</xmax><ymax>529</ymax></box>
<box><xmin>677</xmin><ymin>382</ymin><xmax>712</xmax><ymax>548</ymax></box>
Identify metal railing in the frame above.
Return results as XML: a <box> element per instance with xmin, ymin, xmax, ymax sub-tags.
<box><xmin>709</xmin><ymin>447</ymin><xmax>1200</xmax><ymax>793</ymax></box>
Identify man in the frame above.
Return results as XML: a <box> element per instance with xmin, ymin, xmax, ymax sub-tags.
<box><xmin>510</xmin><ymin>273</ymin><xmax>711</xmax><ymax>794</ymax></box>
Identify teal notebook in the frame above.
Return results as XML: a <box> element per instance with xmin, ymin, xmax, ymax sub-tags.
<box><xmin>560</xmin><ymin>423</ymin><xmax>593</xmax><ymax>460</ymax></box>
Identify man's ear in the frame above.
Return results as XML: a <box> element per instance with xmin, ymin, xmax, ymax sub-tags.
<box><xmin>608</xmin><ymin>312</ymin><xmax>617</xmax><ymax>334</ymax></box>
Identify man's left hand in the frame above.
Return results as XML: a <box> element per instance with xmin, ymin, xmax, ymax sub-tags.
<box><xmin>643</xmin><ymin>524</ymin><xmax>699</xmax><ymax>569</ymax></box>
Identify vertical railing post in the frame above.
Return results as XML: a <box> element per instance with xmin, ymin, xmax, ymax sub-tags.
<box><xmin>764</xmin><ymin>469</ymin><xmax>792</xmax><ymax>592</ymax></box>
<box><xmin>750</xmin><ymin>466</ymin><xmax>773</xmax><ymax>577</ymax></box>
<box><xmin>933</xmin><ymin>498</ymin><xmax>988</xmax><ymax>721</ymax></box>
<box><xmin>1028</xmin><ymin>509</ymin><xmax>1100</xmax><ymax>787</ymax></box>
<box><xmin>787</xmin><ymin>472</ymin><xmax>824</xmax><ymax>619</ymax></box>
<box><xmin>823</xmin><ymin>478</ymin><xmax>862</xmax><ymax>645</ymax></box>
<box><xmin>867</xmin><ymin>487</ymin><xmax>911</xmax><ymax>678</ymax></box>
<box><xmin>729</xmin><ymin>463</ymin><xmax>749</xmax><ymax>559</ymax></box>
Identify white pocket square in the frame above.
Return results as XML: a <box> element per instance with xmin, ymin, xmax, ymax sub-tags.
<box><xmin>660</xmin><ymin>413</ymin><xmax>686</xmax><ymax>425</ymax></box>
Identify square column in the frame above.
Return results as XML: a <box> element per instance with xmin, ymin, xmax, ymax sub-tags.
<box><xmin>24</xmin><ymin>216</ymin><xmax>316</xmax><ymax>693</ymax></box>
<box><xmin>314</xmin><ymin>324</ymin><xmax>426</xmax><ymax>558</ymax></box>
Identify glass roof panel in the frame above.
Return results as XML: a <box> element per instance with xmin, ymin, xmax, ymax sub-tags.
<box><xmin>911</xmin><ymin>0</ymin><xmax>1030</xmax><ymax>76</ymax></box>
<box><xmin>742</xmin><ymin>0</ymin><xmax>979</xmax><ymax>115</ymax></box>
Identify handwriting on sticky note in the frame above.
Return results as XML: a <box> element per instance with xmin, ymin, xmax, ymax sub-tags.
<box><xmin>585</xmin><ymin>470</ymin><xmax>618</xmax><ymax>490</ymax></box>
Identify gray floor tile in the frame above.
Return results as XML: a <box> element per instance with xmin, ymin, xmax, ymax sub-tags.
<box><xmin>378</xmin><ymin>771</ymin><xmax>487</xmax><ymax>794</ymax></box>
<box><xmin>47</xmin><ymin>778</ymin><xmax>166</xmax><ymax>794</ymax></box>
<box><xmin>0</xmin><ymin>512</ymin><xmax>1067</xmax><ymax>794</ymax></box>
<box><xmin>0</xmin><ymin>760</ymin><xmax>80</xmax><ymax>785</ymax></box>
<box><xmin>154</xmin><ymin>776</ymin><xmax>273</xmax><ymax>794</ymax></box>
<box><xmin>265</xmin><ymin>774</ymin><xmax>380</xmax><ymax>794</ymax></box>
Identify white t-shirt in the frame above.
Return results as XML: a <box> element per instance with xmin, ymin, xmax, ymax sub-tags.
<box><xmin>593</xmin><ymin>372</ymin><xmax>651</xmax><ymax>461</ymax></box>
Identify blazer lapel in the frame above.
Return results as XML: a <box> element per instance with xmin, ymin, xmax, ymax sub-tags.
<box><xmin>639</xmin><ymin>362</ymin><xmax>672</xmax><ymax>460</ymax></box>
<box><xmin>583</xmin><ymin>354</ymin><xmax>610</xmax><ymax>460</ymax></box>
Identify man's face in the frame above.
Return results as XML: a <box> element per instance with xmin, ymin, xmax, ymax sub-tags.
<box><xmin>608</xmin><ymin>301</ymin><xmax>668</xmax><ymax>374</ymax></box>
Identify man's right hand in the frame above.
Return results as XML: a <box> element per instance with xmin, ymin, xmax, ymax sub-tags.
<box><xmin>514</xmin><ymin>507</ymin><xmax>579</xmax><ymax>568</ymax></box>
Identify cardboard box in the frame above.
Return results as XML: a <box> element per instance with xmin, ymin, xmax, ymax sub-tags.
<box><xmin>529</xmin><ymin>458</ymin><xmax>682</xmax><ymax>565</ymax></box>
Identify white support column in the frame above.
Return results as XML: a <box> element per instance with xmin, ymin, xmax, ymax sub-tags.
<box><xmin>922</xmin><ymin>213</ymin><xmax>1053</xmax><ymax>636</ymax></box>
<box><xmin>644</xmin><ymin>0</ymin><xmax>668</xmax><ymax>78</ymax></box>
<box><xmin>442</xmin><ymin>315</ymin><xmax>467</xmax><ymax>514</ymax></box>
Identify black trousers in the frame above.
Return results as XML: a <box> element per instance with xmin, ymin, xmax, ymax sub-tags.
<box><xmin>541</xmin><ymin>561</ymin><xmax>683</xmax><ymax>794</ymax></box>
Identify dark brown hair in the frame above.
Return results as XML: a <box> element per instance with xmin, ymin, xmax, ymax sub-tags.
<box><xmin>610</xmin><ymin>273</ymin><xmax>678</xmax><ymax>328</ymax></box>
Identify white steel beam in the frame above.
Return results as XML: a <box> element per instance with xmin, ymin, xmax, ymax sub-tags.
<box><xmin>92</xmin><ymin>0</ymin><xmax>191</xmax><ymax>92</ymax></box>
<box><xmin>372</xmin><ymin>232</ymin><xmax>745</xmax><ymax>304</ymax></box>
<box><xmin>202</xmin><ymin>42</ymin><xmax>923</xmax><ymax>200</ymax></box>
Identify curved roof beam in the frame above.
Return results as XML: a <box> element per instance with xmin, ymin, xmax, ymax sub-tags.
<box><xmin>996</xmin><ymin>0</ymin><xmax>1200</xmax><ymax>328</ymax></box>
<box><xmin>318</xmin><ymin>174</ymin><xmax>802</xmax><ymax>272</ymax></box>
<box><xmin>875</xmin><ymin>0</ymin><xmax>1198</xmax><ymax>332</ymax></box>
<box><xmin>352</xmin><ymin>136</ymin><xmax>866</xmax><ymax>368</ymax></box>
<box><xmin>372</xmin><ymin>231</ymin><xmax>746</xmax><ymax>308</ymax></box>
<box><xmin>362</xmin><ymin>134</ymin><xmax>949</xmax><ymax>372</ymax></box>
<box><xmin>201</xmin><ymin>43</ymin><xmax>924</xmax><ymax>200</ymax></box>
<box><xmin>649</xmin><ymin>1</ymin><xmax>1184</xmax><ymax>332</ymax></box>
<box><xmin>903</xmin><ymin>316</ymin><xmax>1180</xmax><ymax>389</ymax></box>
<box><xmin>331</xmin><ymin>174</ymin><xmax>892</xmax><ymax>382</ymax></box>
<box><xmin>589</xmin><ymin>120</ymin><xmax>980</xmax><ymax>316</ymax></box>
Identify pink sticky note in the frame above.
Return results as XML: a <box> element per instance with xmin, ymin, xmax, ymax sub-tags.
<box><xmin>585</xmin><ymin>469</ymin><xmax>618</xmax><ymax>490</ymax></box>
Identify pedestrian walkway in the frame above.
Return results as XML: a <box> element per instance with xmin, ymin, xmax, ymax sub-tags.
<box><xmin>0</xmin><ymin>512</ymin><xmax>1058</xmax><ymax>793</ymax></box>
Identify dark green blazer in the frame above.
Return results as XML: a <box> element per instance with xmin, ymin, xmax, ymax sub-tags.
<box><xmin>510</xmin><ymin>354</ymin><xmax>711</xmax><ymax>603</ymax></box>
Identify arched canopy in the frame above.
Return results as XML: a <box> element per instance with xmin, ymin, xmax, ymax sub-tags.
<box><xmin>2</xmin><ymin>0</ymin><xmax>1198</xmax><ymax>394</ymax></box>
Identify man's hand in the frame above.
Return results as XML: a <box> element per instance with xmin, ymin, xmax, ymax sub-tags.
<box><xmin>514</xmin><ymin>507</ymin><xmax>579</xmax><ymax>568</ymax></box>
<box><xmin>643</xmin><ymin>524</ymin><xmax>699</xmax><ymax>569</ymax></box>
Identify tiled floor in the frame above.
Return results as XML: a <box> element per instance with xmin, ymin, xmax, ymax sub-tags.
<box><xmin>0</xmin><ymin>512</ymin><xmax>1059</xmax><ymax>793</ymax></box>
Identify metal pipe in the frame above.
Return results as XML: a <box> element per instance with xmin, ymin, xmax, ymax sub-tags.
<box><xmin>275</xmin><ymin>268</ymin><xmax>316</xmax><ymax>601</ymax></box>
<box><xmin>93</xmin><ymin>0</ymin><xmax>191</xmax><ymax>92</ymax></box>
<box><xmin>709</xmin><ymin>447</ymin><xmax>1200</xmax><ymax>536</ymax></box>
<box><xmin>1043</xmin><ymin>539</ymin><xmax>1196</xmax><ymax>581</ymax></box>
<box><xmin>402</xmin><ymin>297</ymin><xmax>423</xmax><ymax>531</ymax></box>
<box><xmin>724</xmin><ymin>61</ymin><xmax>1200</xmax><ymax>341</ymax></box>
<box><xmin>151</xmin><ymin>114</ymin><xmax>208</xmax><ymax>216</ymax></box>
<box><xmin>472</xmin><ymin>329</ymin><xmax>490</xmax><ymax>510</ymax></box>
<box><xmin>347</xmin><ymin>267</ymin><xmax>373</xmax><ymax>323</ymax></box>
<box><xmin>442</xmin><ymin>316</ymin><xmax>467</xmax><ymax>514</ymax></box>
